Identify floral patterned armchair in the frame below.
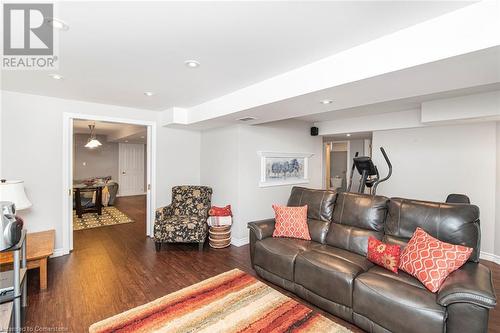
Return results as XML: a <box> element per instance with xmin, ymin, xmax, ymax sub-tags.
<box><xmin>154</xmin><ymin>185</ymin><xmax>212</xmax><ymax>251</ymax></box>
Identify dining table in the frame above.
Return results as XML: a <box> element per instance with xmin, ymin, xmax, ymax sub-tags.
<box><xmin>73</xmin><ymin>183</ymin><xmax>105</xmax><ymax>218</ymax></box>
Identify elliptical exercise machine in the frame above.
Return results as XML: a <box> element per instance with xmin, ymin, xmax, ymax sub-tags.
<box><xmin>346</xmin><ymin>147</ymin><xmax>392</xmax><ymax>195</ymax></box>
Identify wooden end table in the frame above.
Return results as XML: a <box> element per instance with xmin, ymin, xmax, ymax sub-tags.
<box><xmin>0</xmin><ymin>230</ymin><xmax>55</xmax><ymax>290</ymax></box>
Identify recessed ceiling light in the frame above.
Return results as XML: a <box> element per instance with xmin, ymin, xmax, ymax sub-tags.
<box><xmin>320</xmin><ymin>99</ymin><xmax>333</xmax><ymax>104</ymax></box>
<box><xmin>346</xmin><ymin>133</ymin><xmax>351</xmax><ymax>137</ymax></box>
<box><xmin>140</xmin><ymin>136</ymin><xmax>145</xmax><ymax>139</ymax></box>
<box><xmin>46</xmin><ymin>18</ymin><xmax>69</xmax><ymax>31</ymax></box>
<box><xmin>49</xmin><ymin>73</ymin><xmax>63</xmax><ymax>80</ymax></box>
<box><xmin>184</xmin><ymin>60</ymin><xmax>200</xmax><ymax>68</ymax></box>
<box><xmin>125</xmin><ymin>140</ymin><xmax>129</xmax><ymax>143</ymax></box>
<box><xmin>144</xmin><ymin>92</ymin><xmax>155</xmax><ymax>97</ymax></box>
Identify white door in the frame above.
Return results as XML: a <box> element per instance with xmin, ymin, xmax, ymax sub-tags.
<box><xmin>118</xmin><ymin>143</ymin><xmax>145</xmax><ymax>196</ymax></box>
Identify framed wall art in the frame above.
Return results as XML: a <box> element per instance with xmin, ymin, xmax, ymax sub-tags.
<box><xmin>258</xmin><ymin>151</ymin><xmax>313</xmax><ymax>187</ymax></box>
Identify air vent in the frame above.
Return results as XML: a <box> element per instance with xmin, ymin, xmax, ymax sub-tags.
<box><xmin>238</xmin><ymin>117</ymin><xmax>257</xmax><ymax>122</ymax></box>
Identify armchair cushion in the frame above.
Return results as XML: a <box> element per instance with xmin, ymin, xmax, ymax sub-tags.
<box><xmin>437</xmin><ymin>262</ymin><xmax>496</xmax><ymax>308</ymax></box>
<box><xmin>154</xmin><ymin>215</ymin><xmax>208</xmax><ymax>243</ymax></box>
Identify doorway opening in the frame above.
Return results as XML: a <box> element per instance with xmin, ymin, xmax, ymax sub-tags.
<box><xmin>323</xmin><ymin>133</ymin><xmax>372</xmax><ymax>191</ymax></box>
<box><xmin>62</xmin><ymin>113</ymin><xmax>156</xmax><ymax>254</ymax></box>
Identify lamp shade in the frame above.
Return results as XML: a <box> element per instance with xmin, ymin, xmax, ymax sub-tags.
<box><xmin>0</xmin><ymin>180</ymin><xmax>32</xmax><ymax>210</ymax></box>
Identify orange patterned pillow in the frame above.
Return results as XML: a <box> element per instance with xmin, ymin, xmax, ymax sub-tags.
<box><xmin>367</xmin><ymin>237</ymin><xmax>401</xmax><ymax>273</ymax></box>
<box><xmin>272</xmin><ymin>205</ymin><xmax>310</xmax><ymax>240</ymax></box>
<box><xmin>399</xmin><ymin>227</ymin><xmax>473</xmax><ymax>292</ymax></box>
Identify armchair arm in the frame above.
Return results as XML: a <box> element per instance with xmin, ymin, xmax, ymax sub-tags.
<box><xmin>248</xmin><ymin>218</ymin><xmax>275</xmax><ymax>241</ymax></box>
<box><xmin>155</xmin><ymin>204</ymin><xmax>173</xmax><ymax>223</ymax></box>
<box><xmin>437</xmin><ymin>262</ymin><xmax>496</xmax><ymax>309</ymax></box>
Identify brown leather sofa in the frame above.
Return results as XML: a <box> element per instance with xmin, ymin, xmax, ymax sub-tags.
<box><xmin>248</xmin><ymin>187</ymin><xmax>496</xmax><ymax>333</ymax></box>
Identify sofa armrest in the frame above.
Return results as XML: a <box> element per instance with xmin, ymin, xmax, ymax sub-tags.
<box><xmin>248</xmin><ymin>218</ymin><xmax>275</xmax><ymax>241</ymax></box>
<box><xmin>437</xmin><ymin>262</ymin><xmax>496</xmax><ymax>309</ymax></box>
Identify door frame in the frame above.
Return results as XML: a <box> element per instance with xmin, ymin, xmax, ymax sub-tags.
<box><xmin>323</xmin><ymin>140</ymin><xmax>350</xmax><ymax>190</ymax></box>
<box><xmin>62</xmin><ymin>112</ymin><xmax>157</xmax><ymax>254</ymax></box>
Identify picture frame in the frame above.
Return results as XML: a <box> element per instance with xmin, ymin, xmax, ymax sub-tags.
<box><xmin>258</xmin><ymin>151</ymin><xmax>314</xmax><ymax>187</ymax></box>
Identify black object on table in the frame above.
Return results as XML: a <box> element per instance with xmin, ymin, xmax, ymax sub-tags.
<box><xmin>0</xmin><ymin>229</ymin><xmax>27</xmax><ymax>331</ymax></box>
<box><xmin>74</xmin><ymin>184</ymin><xmax>104</xmax><ymax>218</ymax></box>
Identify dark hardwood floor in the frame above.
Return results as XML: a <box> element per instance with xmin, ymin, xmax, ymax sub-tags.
<box><xmin>22</xmin><ymin>195</ymin><xmax>500</xmax><ymax>332</ymax></box>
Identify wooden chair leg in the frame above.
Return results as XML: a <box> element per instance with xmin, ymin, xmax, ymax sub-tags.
<box><xmin>198</xmin><ymin>242</ymin><xmax>204</xmax><ymax>252</ymax></box>
<box><xmin>155</xmin><ymin>242</ymin><xmax>161</xmax><ymax>252</ymax></box>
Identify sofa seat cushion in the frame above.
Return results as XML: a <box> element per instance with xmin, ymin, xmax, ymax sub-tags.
<box><xmin>367</xmin><ymin>266</ymin><xmax>426</xmax><ymax>290</ymax></box>
<box><xmin>253</xmin><ymin>237</ymin><xmax>313</xmax><ymax>281</ymax></box>
<box><xmin>353</xmin><ymin>270</ymin><xmax>446</xmax><ymax>333</ymax></box>
<box><xmin>294</xmin><ymin>245</ymin><xmax>373</xmax><ymax>307</ymax></box>
<box><xmin>310</xmin><ymin>244</ymin><xmax>373</xmax><ymax>271</ymax></box>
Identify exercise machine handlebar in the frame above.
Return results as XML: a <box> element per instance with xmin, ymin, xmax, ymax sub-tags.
<box><xmin>372</xmin><ymin>147</ymin><xmax>392</xmax><ymax>195</ymax></box>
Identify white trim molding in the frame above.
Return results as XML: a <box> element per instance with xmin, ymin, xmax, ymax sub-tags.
<box><xmin>480</xmin><ymin>251</ymin><xmax>500</xmax><ymax>265</ymax></box>
<box><xmin>62</xmin><ymin>112</ymin><xmax>157</xmax><ymax>255</ymax></box>
<box><xmin>51</xmin><ymin>248</ymin><xmax>68</xmax><ymax>258</ymax></box>
<box><xmin>231</xmin><ymin>236</ymin><xmax>249</xmax><ymax>247</ymax></box>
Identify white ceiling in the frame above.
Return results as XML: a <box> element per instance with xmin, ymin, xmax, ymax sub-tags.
<box><xmin>184</xmin><ymin>46</ymin><xmax>500</xmax><ymax>128</ymax></box>
<box><xmin>1</xmin><ymin>1</ymin><xmax>474</xmax><ymax>111</ymax></box>
<box><xmin>74</xmin><ymin>120</ymin><xmax>146</xmax><ymax>143</ymax></box>
<box><xmin>324</xmin><ymin>132</ymin><xmax>373</xmax><ymax>142</ymax></box>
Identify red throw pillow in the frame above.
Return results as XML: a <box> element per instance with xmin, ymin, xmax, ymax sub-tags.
<box><xmin>272</xmin><ymin>205</ymin><xmax>310</xmax><ymax>240</ymax></box>
<box><xmin>209</xmin><ymin>205</ymin><xmax>232</xmax><ymax>216</ymax></box>
<box><xmin>399</xmin><ymin>227</ymin><xmax>473</xmax><ymax>292</ymax></box>
<box><xmin>367</xmin><ymin>237</ymin><xmax>401</xmax><ymax>273</ymax></box>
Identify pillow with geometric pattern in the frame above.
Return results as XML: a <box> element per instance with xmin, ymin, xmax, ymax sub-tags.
<box><xmin>399</xmin><ymin>227</ymin><xmax>473</xmax><ymax>292</ymax></box>
<box><xmin>272</xmin><ymin>204</ymin><xmax>310</xmax><ymax>240</ymax></box>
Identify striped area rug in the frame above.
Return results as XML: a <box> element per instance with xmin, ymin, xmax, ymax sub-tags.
<box><xmin>89</xmin><ymin>269</ymin><xmax>351</xmax><ymax>333</ymax></box>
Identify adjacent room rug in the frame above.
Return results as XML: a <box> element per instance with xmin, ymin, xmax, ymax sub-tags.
<box><xmin>89</xmin><ymin>269</ymin><xmax>352</xmax><ymax>333</ymax></box>
<box><xmin>73</xmin><ymin>206</ymin><xmax>134</xmax><ymax>231</ymax></box>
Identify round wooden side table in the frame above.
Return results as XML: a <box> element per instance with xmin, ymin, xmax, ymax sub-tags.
<box><xmin>208</xmin><ymin>225</ymin><xmax>231</xmax><ymax>248</ymax></box>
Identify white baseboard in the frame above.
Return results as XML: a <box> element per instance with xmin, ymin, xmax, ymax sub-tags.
<box><xmin>231</xmin><ymin>236</ymin><xmax>249</xmax><ymax>247</ymax></box>
<box><xmin>51</xmin><ymin>248</ymin><xmax>69</xmax><ymax>258</ymax></box>
<box><xmin>480</xmin><ymin>251</ymin><xmax>500</xmax><ymax>265</ymax></box>
<box><xmin>117</xmin><ymin>192</ymin><xmax>147</xmax><ymax>197</ymax></box>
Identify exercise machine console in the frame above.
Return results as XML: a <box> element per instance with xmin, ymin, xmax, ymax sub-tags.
<box><xmin>346</xmin><ymin>147</ymin><xmax>392</xmax><ymax>195</ymax></box>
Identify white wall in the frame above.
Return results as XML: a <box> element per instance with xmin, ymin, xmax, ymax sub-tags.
<box><xmin>372</xmin><ymin>123</ymin><xmax>497</xmax><ymax>254</ymax></box>
<box><xmin>0</xmin><ymin>91</ymin><xmax>201</xmax><ymax>252</ymax></box>
<box><xmin>200</xmin><ymin>126</ymin><xmax>241</xmax><ymax>235</ymax></box>
<box><xmin>201</xmin><ymin>120</ymin><xmax>322</xmax><ymax>243</ymax></box>
<box><xmin>237</xmin><ymin>121</ymin><xmax>323</xmax><ymax>241</ymax></box>
<box><xmin>73</xmin><ymin>134</ymin><xmax>119</xmax><ymax>182</ymax></box>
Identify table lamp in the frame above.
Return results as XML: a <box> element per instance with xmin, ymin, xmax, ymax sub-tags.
<box><xmin>0</xmin><ymin>180</ymin><xmax>30</xmax><ymax>251</ymax></box>
<box><xmin>0</xmin><ymin>179</ymin><xmax>32</xmax><ymax>211</ymax></box>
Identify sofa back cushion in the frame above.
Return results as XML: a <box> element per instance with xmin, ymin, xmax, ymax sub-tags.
<box><xmin>326</xmin><ymin>192</ymin><xmax>389</xmax><ymax>256</ymax></box>
<box><xmin>287</xmin><ymin>187</ymin><xmax>337</xmax><ymax>243</ymax></box>
<box><xmin>384</xmin><ymin>198</ymin><xmax>480</xmax><ymax>262</ymax></box>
